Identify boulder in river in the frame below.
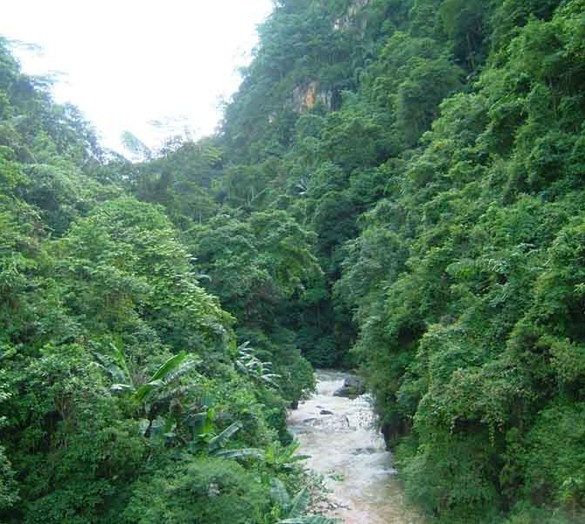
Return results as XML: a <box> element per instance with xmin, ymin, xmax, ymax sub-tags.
<box><xmin>320</xmin><ymin>409</ymin><xmax>334</xmax><ymax>415</ymax></box>
<box><xmin>333</xmin><ymin>376</ymin><xmax>365</xmax><ymax>398</ymax></box>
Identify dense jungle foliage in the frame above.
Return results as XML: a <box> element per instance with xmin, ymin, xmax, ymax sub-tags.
<box><xmin>0</xmin><ymin>32</ymin><xmax>322</xmax><ymax>524</ymax></box>
<box><xmin>1</xmin><ymin>0</ymin><xmax>585</xmax><ymax>522</ymax></box>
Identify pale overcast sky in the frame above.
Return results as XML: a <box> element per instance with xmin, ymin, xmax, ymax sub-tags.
<box><xmin>0</xmin><ymin>0</ymin><xmax>273</xmax><ymax>153</ymax></box>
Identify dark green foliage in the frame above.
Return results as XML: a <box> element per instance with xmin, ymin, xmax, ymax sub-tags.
<box><xmin>0</xmin><ymin>36</ymin><xmax>325</xmax><ymax>524</ymax></box>
<box><xmin>2</xmin><ymin>0</ymin><xmax>585</xmax><ymax>521</ymax></box>
<box><xmin>0</xmin><ymin>375</ymin><xmax>17</xmax><ymax>512</ymax></box>
<box><xmin>330</xmin><ymin>1</ymin><xmax>585</xmax><ymax>521</ymax></box>
<box><xmin>122</xmin><ymin>457</ymin><xmax>269</xmax><ymax>524</ymax></box>
<box><xmin>521</xmin><ymin>402</ymin><xmax>585</xmax><ymax>512</ymax></box>
<box><xmin>213</xmin><ymin>0</ymin><xmax>585</xmax><ymax>521</ymax></box>
<box><xmin>0</xmin><ymin>446</ymin><xmax>17</xmax><ymax>511</ymax></box>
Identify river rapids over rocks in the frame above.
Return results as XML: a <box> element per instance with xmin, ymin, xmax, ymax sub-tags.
<box><xmin>287</xmin><ymin>370</ymin><xmax>422</xmax><ymax>524</ymax></box>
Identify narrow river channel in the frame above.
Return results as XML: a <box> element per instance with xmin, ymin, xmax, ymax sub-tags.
<box><xmin>287</xmin><ymin>370</ymin><xmax>423</xmax><ymax>524</ymax></box>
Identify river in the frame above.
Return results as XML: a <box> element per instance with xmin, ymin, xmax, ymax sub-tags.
<box><xmin>287</xmin><ymin>370</ymin><xmax>423</xmax><ymax>524</ymax></box>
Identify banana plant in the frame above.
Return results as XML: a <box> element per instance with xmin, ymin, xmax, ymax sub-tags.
<box><xmin>270</xmin><ymin>479</ymin><xmax>339</xmax><ymax>524</ymax></box>
<box><xmin>94</xmin><ymin>344</ymin><xmax>200</xmax><ymax>436</ymax></box>
<box><xmin>186</xmin><ymin>408</ymin><xmax>244</xmax><ymax>455</ymax></box>
<box><xmin>266</xmin><ymin>441</ymin><xmax>311</xmax><ymax>472</ymax></box>
<box><xmin>215</xmin><ymin>440</ymin><xmax>310</xmax><ymax>473</ymax></box>
<box><xmin>235</xmin><ymin>341</ymin><xmax>281</xmax><ymax>388</ymax></box>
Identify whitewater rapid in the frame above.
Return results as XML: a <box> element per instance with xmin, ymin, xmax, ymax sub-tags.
<box><xmin>287</xmin><ymin>370</ymin><xmax>422</xmax><ymax>524</ymax></box>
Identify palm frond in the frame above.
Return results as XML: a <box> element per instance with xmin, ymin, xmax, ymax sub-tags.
<box><xmin>135</xmin><ymin>380</ymin><xmax>163</xmax><ymax>402</ymax></box>
<box><xmin>270</xmin><ymin>478</ymin><xmax>291</xmax><ymax>508</ymax></box>
<box><xmin>186</xmin><ymin>409</ymin><xmax>215</xmax><ymax>437</ymax></box>
<box><xmin>213</xmin><ymin>448</ymin><xmax>264</xmax><ymax>460</ymax></box>
<box><xmin>93</xmin><ymin>350</ymin><xmax>129</xmax><ymax>384</ymax></box>
<box><xmin>287</xmin><ymin>487</ymin><xmax>311</xmax><ymax>518</ymax></box>
<box><xmin>111</xmin><ymin>383</ymin><xmax>134</xmax><ymax>393</ymax></box>
<box><xmin>279</xmin><ymin>517</ymin><xmax>339</xmax><ymax>524</ymax></box>
<box><xmin>163</xmin><ymin>358</ymin><xmax>200</xmax><ymax>385</ymax></box>
<box><xmin>149</xmin><ymin>351</ymin><xmax>187</xmax><ymax>382</ymax></box>
<box><xmin>207</xmin><ymin>421</ymin><xmax>243</xmax><ymax>452</ymax></box>
<box><xmin>111</xmin><ymin>343</ymin><xmax>132</xmax><ymax>379</ymax></box>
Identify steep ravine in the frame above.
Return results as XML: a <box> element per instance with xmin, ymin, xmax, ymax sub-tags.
<box><xmin>288</xmin><ymin>370</ymin><xmax>423</xmax><ymax>523</ymax></box>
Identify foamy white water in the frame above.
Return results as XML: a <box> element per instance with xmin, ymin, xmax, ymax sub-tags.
<box><xmin>288</xmin><ymin>370</ymin><xmax>423</xmax><ymax>524</ymax></box>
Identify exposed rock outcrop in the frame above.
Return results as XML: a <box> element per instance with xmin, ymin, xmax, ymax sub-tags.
<box><xmin>333</xmin><ymin>376</ymin><xmax>365</xmax><ymax>398</ymax></box>
<box><xmin>292</xmin><ymin>81</ymin><xmax>334</xmax><ymax>112</ymax></box>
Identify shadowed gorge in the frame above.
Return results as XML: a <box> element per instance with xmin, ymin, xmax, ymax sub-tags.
<box><xmin>1</xmin><ymin>0</ymin><xmax>585</xmax><ymax>522</ymax></box>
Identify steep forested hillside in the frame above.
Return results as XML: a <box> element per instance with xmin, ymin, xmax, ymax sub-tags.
<box><xmin>1</xmin><ymin>0</ymin><xmax>585</xmax><ymax>522</ymax></box>
<box><xmin>0</xmin><ymin>37</ymin><xmax>323</xmax><ymax>524</ymax></box>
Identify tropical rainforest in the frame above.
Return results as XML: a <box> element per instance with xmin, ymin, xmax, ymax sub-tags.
<box><xmin>1</xmin><ymin>0</ymin><xmax>584</xmax><ymax>522</ymax></box>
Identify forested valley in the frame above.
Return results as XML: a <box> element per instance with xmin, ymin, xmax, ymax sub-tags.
<box><xmin>1</xmin><ymin>0</ymin><xmax>584</xmax><ymax>522</ymax></box>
